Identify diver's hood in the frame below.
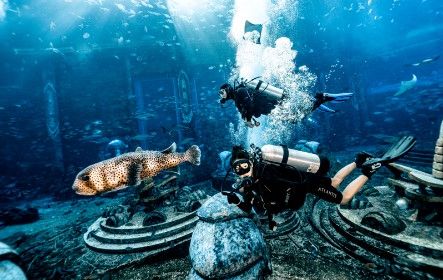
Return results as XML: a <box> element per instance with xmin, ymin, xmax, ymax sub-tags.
<box><xmin>219</xmin><ymin>83</ymin><xmax>235</xmax><ymax>104</ymax></box>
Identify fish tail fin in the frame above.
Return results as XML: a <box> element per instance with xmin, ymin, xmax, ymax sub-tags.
<box><xmin>185</xmin><ymin>145</ymin><xmax>201</xmax><ymax>166</ymax></box>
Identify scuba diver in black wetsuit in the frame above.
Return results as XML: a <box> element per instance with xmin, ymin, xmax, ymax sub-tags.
<box><xmin>222</xmin><ymin>136</ymin><xmax>416</xmax><ymax>230</ymax></box>
<box><xmin>218</xmin><ymin>79</ymin><xmax>354</xmax><ymax>128</ymax></box>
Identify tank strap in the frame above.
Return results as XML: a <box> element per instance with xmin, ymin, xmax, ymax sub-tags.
<box><xmin>281</xmin><ymin>145</ymin><xmax>289</xmax><ymax>166</ymax></box>
<box><xmin>255</xmin><ymin>80</ymin><xmax>263</xmax><ymax>91</ymax></box>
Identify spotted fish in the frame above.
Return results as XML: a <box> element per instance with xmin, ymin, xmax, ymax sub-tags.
<box><xmin>72</xmin><ymin>143</ymin><xmax>200</xmax><ymax>196</ymax></box>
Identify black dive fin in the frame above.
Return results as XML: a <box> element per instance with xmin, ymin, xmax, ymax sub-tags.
<box><xmin>381</xmin><ymin>136</ymin><xmax>416</xmax><ymax>161</ymax></box>
<box><xmin>363</xmin><ymin>136</ymin><xmax>416</xmax><ymax>167</ymax></box>
<box><xmin>127</xmin><ymin>163</ymin><xmax>142</xmax><ymax>186</ymax></box>
<box><xmin>161</xmin><ymin>142</ymin><xmax>177</xmax><ymax>154</ymax></box>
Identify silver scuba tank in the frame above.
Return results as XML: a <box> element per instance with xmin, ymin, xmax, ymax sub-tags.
<box><xmin>260</xmin><ymin>144</ymin><xmax>321</xmax><ymax>174</ymax></box>
<box><xmin>246</xmin><ymin>80</ymin><xmax>284</xmax><ymax>101</ymax></box>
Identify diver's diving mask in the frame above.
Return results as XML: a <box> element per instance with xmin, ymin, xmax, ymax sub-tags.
<box><xmin>219</xmin><ymin>88</ymin><xmax>228</xmax><ymax>104</ymax></box>
<box><xmin>231</xmin><ymin>159</ymin><xmax>252</xmax><ymax>176</ymax></box>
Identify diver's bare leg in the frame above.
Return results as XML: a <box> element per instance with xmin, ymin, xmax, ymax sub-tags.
<box><xmin>331</xmin><ymin>162</ymin><xmax>357</xmax><ymax>188</ymax></box>
<box><xmin>340</xmin><ymin>175</ymin><xmax>369</xmax><ymax>204</ymax></box>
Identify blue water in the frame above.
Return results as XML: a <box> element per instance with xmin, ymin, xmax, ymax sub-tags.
<box><xmin>0</xmin><ymin>0</ymin><xmax>441</xmax><ymax>207</ymax></box>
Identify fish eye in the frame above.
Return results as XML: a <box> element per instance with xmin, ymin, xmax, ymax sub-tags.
<box><xmin>80</xmin><ymin>174</ymin><xmax>90</xmax><ymax>181</ymax></box>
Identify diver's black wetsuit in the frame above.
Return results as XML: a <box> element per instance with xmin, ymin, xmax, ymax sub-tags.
<box><xmin>232</xmin><ymin>84</ymin><xmax>280</xmax><ymax>122</ymax></box>
<box><xmin>236</xmin><ymin>163</ymin><xmax>343</xmax><ymax>216</ymax></box>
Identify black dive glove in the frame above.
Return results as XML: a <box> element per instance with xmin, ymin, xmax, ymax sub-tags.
<box><xmin>361</xmin><ymin>162</ymin><xmax>381</xmax><ymax>179</ymax></box>
<box><xmin>355</xmin><ymin>152</ymin><xmax>374</xmax><ymax>168</ymax></box>
<box><xmin>222</xmin><ymin>191</ymin><xmax>241</xmax><ymax>205</ymax></box>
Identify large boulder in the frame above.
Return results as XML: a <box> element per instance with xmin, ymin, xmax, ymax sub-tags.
<box><xmin>361</xmin><ymin>211</ymin><xmax>406</xmax><ymax>235</ymax></box>
<box><xmin>0</xmin><ymin>242</ymin><xmax>27</xmax><ymax>280</ymax></box>
<box><xmin>189</xmin><ymin>193</ymin><xmax>271</xmax><ymax>279</ymax></box>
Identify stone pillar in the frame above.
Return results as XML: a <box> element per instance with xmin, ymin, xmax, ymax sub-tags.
<box><xmin>42</xmin><ymin>62</ymin><xmax>64</xmax><ymax>173</ymax></box>
<box><xmin>432</xmin><ymin>120</ymin><xmax>443</xmax><ymax>179</ymax></box>
<box><xmin>134</xmin><ymin>79</ymin><xmax>148</xmax><ymax>150</ymax></box>
<box><xmin>188</xmin><ymin>193</ymin><xmax>271</xmax><ymax>279</ymax></box>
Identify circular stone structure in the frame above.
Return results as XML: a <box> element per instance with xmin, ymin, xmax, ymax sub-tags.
<box><xmin>258</xmin><ymin>210</ymin><xmax>300</xmax><ymax>239</ymax></box>
<box><xmin>308</xmin><ymin>186</ymin><xmax>443</xmax><ymax>279</ymax></box>
<box><xmin>189</xmin><ymin>193</ymin><xmax>271</xmax><ymax>279</ymax></box>
<box><xmin>84</xmin><ymin>205</ymin><xmax>200</xmax><ymax>253</ymax></box>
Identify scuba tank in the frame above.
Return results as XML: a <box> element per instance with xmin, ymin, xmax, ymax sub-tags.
<box><xmin>260</xmin><ymin>144</ymin><xmax>321</xmax><ymax>174</ymax></box>
<box><xmin>246</xmin><ymin>79</ymin><xmax>284</xmax><ymax>101</ymax></box>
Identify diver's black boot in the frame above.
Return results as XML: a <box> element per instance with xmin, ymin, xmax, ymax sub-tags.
<box><xmin>245</xmin><ymin>121</ymin><xmax>255</xmax><ymax>128</ymax></box>
<box><xmin>252</xmin><ymin>118</ymin><xmax>260</xmax><ymax>127</ymax></box>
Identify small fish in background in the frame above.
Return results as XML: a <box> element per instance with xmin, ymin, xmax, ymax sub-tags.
<box><xmin>180</xmin><ymin>137</ymin><xmax>195</xmax><ymax>146</ymax></box>
<box><xmin>404</xmin><ymin>55</ymin><xmax>440</xmax><ymax>67</ymax></box>
<box><xmin>160</xmin><ymin>124</ymin><xmax>192</xmax><ymax>136</ymax></box>
<box><xmin>72</xmin><ymin>143</ymin><xmax>201</xmax><ymax>196</ymax></box>
<box><xmin>395</xmin><ymin>74</ymin><xmax>417</xmax><ymax>96</ymax></box>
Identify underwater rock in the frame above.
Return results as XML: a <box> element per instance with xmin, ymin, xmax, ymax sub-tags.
<box><xmin>218</xmin><ymin>151</ymin><xmax>232</xmax><ymax>173</ymax></box>
<box><xmin>340</xmin><ymin>196</ymin><xmax>373</xmax><ymax>210</ymax></box>
<box><xmin>142</xmin><ymin>211</ymin><xmax>167</xmax><ymax>226</ymax></box>
<box><xmin>0</xmin><ymin>242</ymin><xmax>27</xmax><ymax>280</ymax></box>
<box><xmin>0</xmin><ymin>261</ymin><xmax>27</xmax><ymax>280</ymax></box>
<box><xmin>360</xmin><ymin>187</ymin><xmax>381</xmax><ymax>197</ymax></box>
<box><xmin>361</xmin><ymin>211</ymin><xmax>406</xmax><ymax>235</ymax></box>
<box><xmin>175</xmin><ymin>185</ymin><xmax>207</xmax><ymax>213</ymax></box>
<box><xmin>295</xmin><ymin>140</ymin><xmax>320</xmax><ymax>153</ymax></box>
<box><xmin>395</xmin><ymin>198</ymin><xmax>410</xmax><ymax>210</ymax></box>
<box><xmin>102</xmin><ymin>205</ymin><xmax>133</xmax><ymax>227</ymax></box>
<box><xmin>189</xmin><ymin>193</ymin><xmax>271</xmax><ymax>279</ymax></box>
<box><xmin>0</xmin><ymin>207</ymin><xmax>39</xmax><ymax>226</ymax></box>
<box><xmin>304</xmin><ymin>141</ymin><xmax>320</xmax><ymax>153</ymax></box>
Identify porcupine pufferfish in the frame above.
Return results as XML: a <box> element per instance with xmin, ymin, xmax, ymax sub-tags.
<box><xmin>72</xmin><ymin>143</ymin><xmax>200</xmax><ymax>195</ymax></box>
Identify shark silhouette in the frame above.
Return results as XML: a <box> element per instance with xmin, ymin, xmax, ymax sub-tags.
<box><xmin>395</xmin><ymin>74</ymin><xmax>417</xmax><ymax>96</ymax></box>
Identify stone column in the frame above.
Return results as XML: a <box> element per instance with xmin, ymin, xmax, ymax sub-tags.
<box><xmin>42</xmin><ymin>61</ymin><xmax>64</xmax><ymax>173</ymax></box>
<box><xmin>433</xmin><ymin>120</ymin><xmax>443</xmax><ymax>179</ymax></box>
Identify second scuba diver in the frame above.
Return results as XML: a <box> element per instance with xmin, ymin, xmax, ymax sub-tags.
<box><xmin>218</xmin><ymin>79</ymin><xmax>354</xmax><ymax>128</ymax></box>
<box><xmin>222</xmin><ymin>136</ymin><xmax>416</xmax><ymax>229</ymax></box>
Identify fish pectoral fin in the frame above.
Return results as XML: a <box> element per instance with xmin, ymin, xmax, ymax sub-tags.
<box><xmin>161</xmin><ymin>142</ymin><xmax>177</xmax><ymax>154</ymax></box>
<box><xmin>127</xmin><ymin>163</ymin><xmax>142</xmax><ymax>186</ymax></box>
<box><xmin>135</xmin><ymin>147</ymin><xmax>143</xmax><ymax>152</ymax></box>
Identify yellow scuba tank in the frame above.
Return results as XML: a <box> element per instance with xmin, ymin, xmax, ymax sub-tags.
<box><xmin>260</xmin><ymin>144</ymin><xmax>321</xmax><ymax>174</ymax></box>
